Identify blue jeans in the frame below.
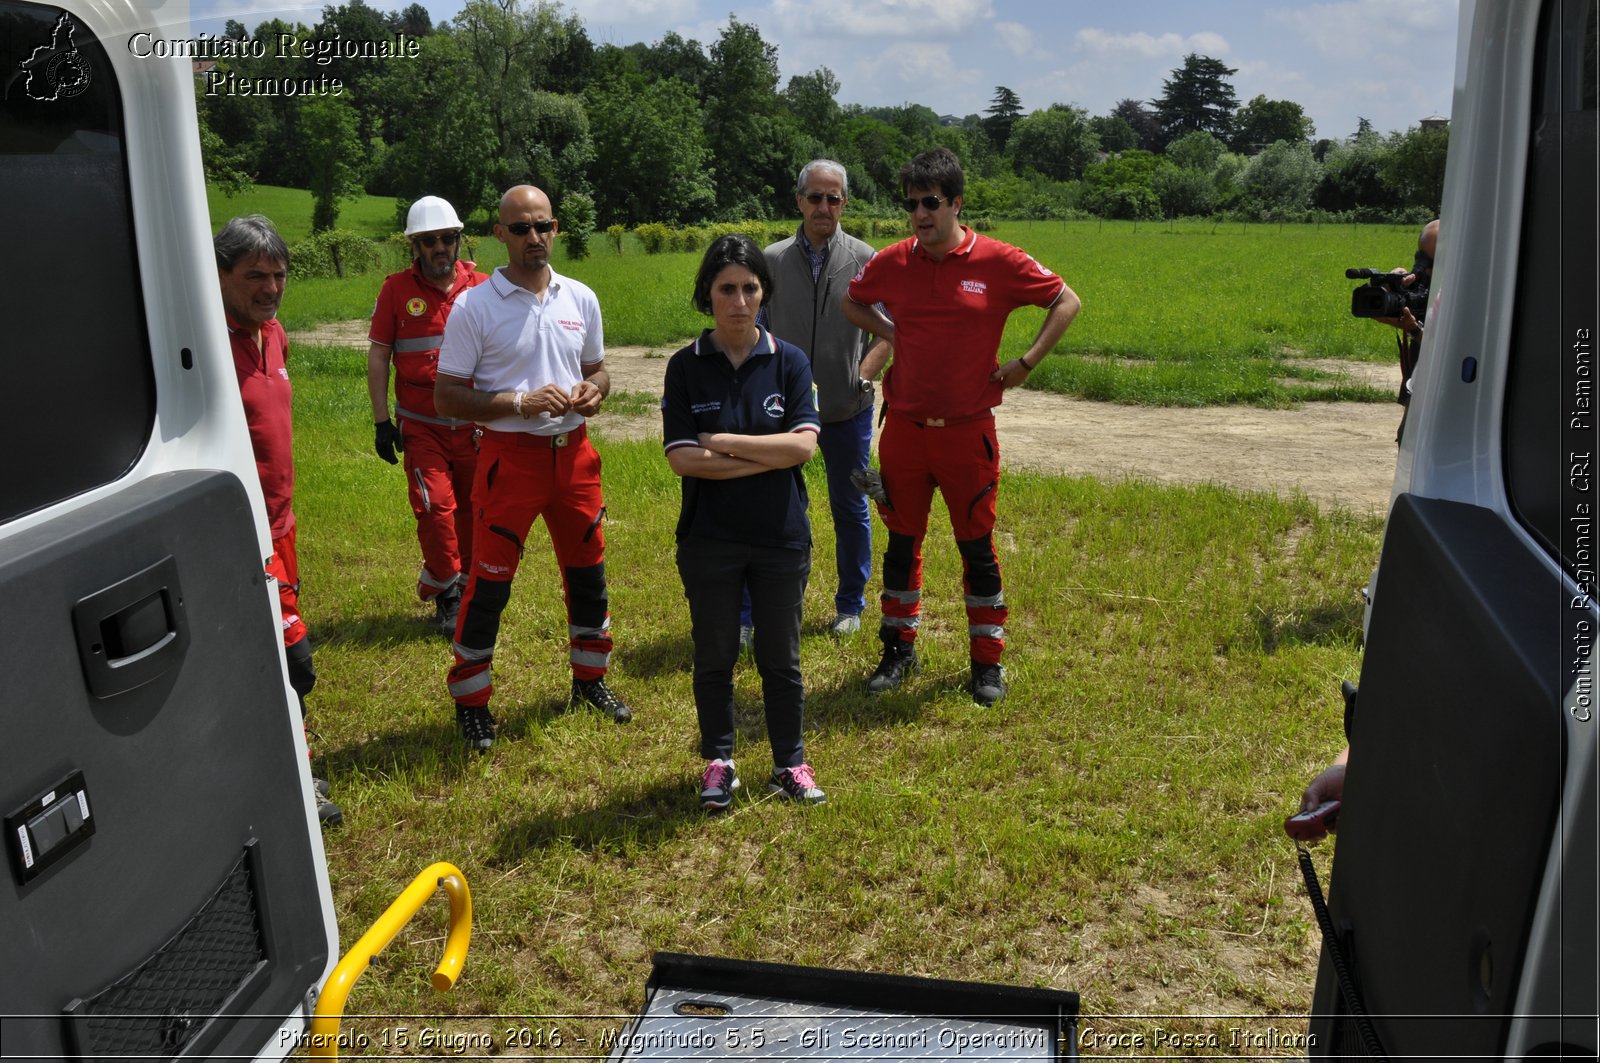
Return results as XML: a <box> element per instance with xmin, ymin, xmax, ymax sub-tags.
<box><xmin>738</xmin><ymin>405</ymin><xmax>873</xmax><ymax>627</ymax></box>
<box><xmin>817</xmin><ymin>405</ymin><xmax>874</xmax><ymax>617</ymax></box>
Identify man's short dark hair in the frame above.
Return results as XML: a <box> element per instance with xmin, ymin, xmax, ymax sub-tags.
<box><xmin>898</xmin><ymin>147</ymin><xmax>965</xmax><ymax>202</ymax></box>
<box><xmin>692</xmin><ymin>234</ymin><xmax>775</xmax><ymax>315</ymax></box>
<box><xmin>214</xmin><ymin>215</ymin><xmax>290</xmax><ymax>272</ymax></box>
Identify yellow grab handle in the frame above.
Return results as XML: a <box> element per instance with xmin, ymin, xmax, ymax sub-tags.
<box><xmin>309</xmin><ymin>861</ymin><xmax>472</xmax><ymax>1058</ymax></box>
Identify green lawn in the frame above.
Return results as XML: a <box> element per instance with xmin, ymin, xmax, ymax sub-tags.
<box><xmin>290</xmin><ymin>337</ymin><xmax>1376</xmax><ymax>1047</ymax></box>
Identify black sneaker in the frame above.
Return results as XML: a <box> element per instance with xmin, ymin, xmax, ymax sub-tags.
<box><xmin>313</xmin><ymin>782</ymin><xmax>343</xmax><ymax>827</ymax></box>
<box><xmin>435</xmin><ymin>583</ymin><xmax>463</xmax><ymax>636</ymax></box>
<box><xmin>313</xmin><ymin>776</ymin><xmax>332</xmax><ymax>799</ymax></box>
<box><xmin>571</xmin><ymin>676</ymin><xmax>633</xmax><ymax>724</ymax></box>
<box><xmin>456</xmin><ymin>703</ymin><xmax>497</xmax><ymax>752</ymax></box>
<box><xmin>767</xmin><ymin>763</ymin><xmax>827</xmax><ymax>805</ymax></box>
<box><xmin>969</xmin><ymin>661</ymin><xmax>1007</xmax><ymax>706</ymax></box>
<box><xmin>867</xmin><ymin>638</ymin><xmax>920</xmax><ymax>694</ymax></box>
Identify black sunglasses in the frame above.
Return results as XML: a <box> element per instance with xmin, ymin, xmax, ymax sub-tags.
<box><xmin>803</xmin><ymin>192</ymin><xmax>843</xmax><ymax>205</ymax></box>
<box><xmin>504</xmin><ymin>220</ymin><xmax>556</xmax><ymax>236</ymax></box>
<box><xmin>415</xmin><ymin>232</ymin><xmax>461</xmax><ymax>248</ymax></box>
<box><xmin>901</xmin><ymin>195</ymin><xmax>945</xmax><ymax>212</ymax></box>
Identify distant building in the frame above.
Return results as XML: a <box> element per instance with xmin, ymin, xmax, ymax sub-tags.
<box><xmin>1420</xmin><ymin>114</ymin><xmax>1449</xmax><ymax>132</ymax></box>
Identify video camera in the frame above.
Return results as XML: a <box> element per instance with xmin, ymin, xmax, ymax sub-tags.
<box><xmin>1346</xmin><ymin>268</ymin><xmax>1429</xmax><ymax>322</ymax></box>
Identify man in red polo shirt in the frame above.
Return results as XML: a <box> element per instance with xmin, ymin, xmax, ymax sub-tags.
<box><xmin>367</xmin><ymin>196</ymin><xmax>488</xmax><ymax>634</ymax></box>
<box><xmin>843</xmin><ymin>147</ymin><xmax>1082</xmax><ymax>706</ymax></box>
<box><xmin>216</xmin><ymin>214</ymin><xmax>341</xmax><ymax>826</ymax></box>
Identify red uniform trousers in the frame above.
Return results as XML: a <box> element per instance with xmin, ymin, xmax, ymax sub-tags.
<box><xmin>447</xmin><ymin>426</ymin><xmax>612</xmax><ymax>708</ymax></box>
<box><xmin>267</xmin><ymin>526</ymin><xmax>308</xmax><ymax>650</ymax></box>
<box><xmin>875</xmin><ymin>409</ymin><xmax>1007</xmax><ymax>666</ymax></box>
<box><xmin>267</xmin><ymin>526</ymin><xmax>316</xmax><ymax>715</ymax></box>
<box><xmin>399</xmin><ymin>416</ymin><xmax>477</xmax><ymax>600</ymax></box>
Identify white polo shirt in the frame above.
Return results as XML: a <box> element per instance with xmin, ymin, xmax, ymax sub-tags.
<box><xmin>438</xmin><ymin>266</ymin><xmax>605</xmax><ymax>435</ymax></box>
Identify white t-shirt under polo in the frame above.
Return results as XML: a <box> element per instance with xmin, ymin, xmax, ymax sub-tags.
<box><xmin>438</xmin><ymin>266</ymin><xmax>605</xmax><ymax>435</ymax></box>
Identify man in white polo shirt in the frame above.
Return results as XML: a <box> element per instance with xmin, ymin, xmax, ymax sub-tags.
<box><xmin>435</xmin><ymin>184</ymin><xmax>633</xmax><ymax>751</ymax></box>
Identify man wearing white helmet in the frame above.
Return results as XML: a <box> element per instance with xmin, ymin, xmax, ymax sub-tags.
<box><xmin>367</xmin><ymin>195</ymin><xmax>489</xmax><ymax>633</ymax></box>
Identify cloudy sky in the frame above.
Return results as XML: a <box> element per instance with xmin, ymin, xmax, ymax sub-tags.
<box><xmin>190</xmin><ymin>0</ymin><xmax>1462</xmax><ymax>140</ymax></box>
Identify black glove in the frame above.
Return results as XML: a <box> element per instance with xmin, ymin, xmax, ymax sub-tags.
<box><xmin>374</xmin><ymin>419</ymin><xmax>403</xmax><ymax>464</ymax></box>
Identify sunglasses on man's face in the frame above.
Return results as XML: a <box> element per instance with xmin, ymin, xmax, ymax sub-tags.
<box><xmin>504</xmin><ymin>220</ymin><xmax>556</xmax><ymax>236</ymax></box>
<box><xmin>416</xmin><ymin>232</ymin><xmax>461</xmax><ymax>248</ymax></box>
<box><xmin>803</xmin><ymin>192</ymin><xmax>843</xmax><ymax>206</ymax></box>
<box><xmin>902</xmin><ymin>195</ymin><xmax>946</xmax><ymax>213</ymax></box>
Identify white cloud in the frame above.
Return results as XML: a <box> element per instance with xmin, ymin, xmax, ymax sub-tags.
<box><xmin>1073</xmin><ymin>27</ymin><xmax>1231</xmax><ymax>60</ymax></box>
<box><xmin>563</xmin><ymin>0</ymin><xmax>699</xmax><ymax>27</ymax></box>
<box><xmin>770</xmin><ymin>0</ymin><xmax>994</xmax><ymax>40</ymax></box>
<box><xmin>995</xmin><ymin>20</ymin><xmax>1044</xmax><ymax>60</ymax></box>
<box><xmin>1265</xmin><ymin>0</ymin><xmax>1457</xmax><ymax>59</ymax></box>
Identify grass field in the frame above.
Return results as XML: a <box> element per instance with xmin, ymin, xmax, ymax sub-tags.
<box><xmin>217</xmin><ymin>184</ymin><xmax>1417</xmax><ymax>408</ymax></box>
<box><xmin>290</xmin><ymin>334</ymin><xmax>1379</xmax><ymax>1049</ymax></box>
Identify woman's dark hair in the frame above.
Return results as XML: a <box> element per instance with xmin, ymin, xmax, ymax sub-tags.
<box><xmin>898</xmin><ymin>146</ymin><xmax>965</xmax><ymax>203</ymax></box>
<box><xmin>692</xmin><ymin>234</ymin><xmax>775</xmax><ymax>315</ymax></box>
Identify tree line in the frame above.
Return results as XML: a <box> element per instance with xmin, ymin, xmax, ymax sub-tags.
<box><xmin>199</xmin><ymin>0</ymin><xmax>1449</xmax><ymax>233</ymax></box>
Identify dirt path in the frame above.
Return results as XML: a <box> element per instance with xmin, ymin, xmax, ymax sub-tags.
<box><xmin>304</xmin><ymin>320</ymin><xmax>1401</xmax><ymax>515</ymax></box>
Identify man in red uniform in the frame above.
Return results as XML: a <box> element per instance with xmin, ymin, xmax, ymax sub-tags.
<box><xmin>843</xmin><ymin>148</ymin><xmax>1082</xmax><ymax>706</ymax></box>
<box><xmin>216</xmin><ymin>214</ymin><xmax>341</xmax><ymax>826</ymax></box>
<box><xmin>367</xmin><ymin>196</ymin><xmax>488</xmax><ymax>633</ymax></box>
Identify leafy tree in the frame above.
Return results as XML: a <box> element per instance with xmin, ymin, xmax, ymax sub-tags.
<box><xmin>983</xmin><ymin>86</ymin><xmax>1023</xmax><ymax>152</ymax></box>
<box><xmin>703</xmin><ymin>17</ymin><xmax>794</xmax><ymax>217</ymax></box>
<box><xmin>453</xmin><ymin>0</ymin><xmax>594</xmax><ymax>190</ymax></box>
<box><xmin>1007</xmin><ymin>105</ymin><xmax>1098</xmax><ymax>181</ymax></box>
<box><xmin>371</xmin><ymin>31</ymin><xmax>497</xmax><ymax>216</ymax></box>
<box><xmin>393</xmin><ymin>3</ymin><xmax>432</xmax><ymax>35</ymax></box>
<box><xmin>1152</xmin><ymin>163</ymin><xmax>1214</xmax><ymax>217</ymax></box>
<box><xmin>1314</xmin><ymin>128</ymin><xmax>1397</xmax><ymax>213</ymax></box>
<box><xmin>560</xmin><ymin>189</ymin><xmax>596</xmax><ymax>259</ymax></box>
<box><xmin>1081</xmin><ymin>150</ymin><xmax>1164</xmax><ymax>219</ymax></box>
<box><xmin>300</xmin><ymin>94</ymin><xmax>366</xmax><ymax>231</ymax></box>
<box><xmin>312</xmin><ymin>1</ymin><xmax>393</xmax><ymax>143</ymax></box>
<box><xmin>783</xmin><ymin>67</ymin><xmax>843</xmax><ymax>145</ymax></box>
<box><xmin>1166</xmin><ymin>129</ymin><xmax>1225</xmax><ymax>171</ymax></box>
<box><xmin>204</xmin><ymin>17</ymin><xmax>314</xmax><ymax>188</ymax></box>
<box><xmin>1380</xmin><ymin>125</ymin><xmax>1449</xmax><ymax>211</ymax></box>
<box><xmin>1153</xmin><ymin>54</ymin><xmax>1238</xmax><ymax>145</ymax></box>
<box><xmin>1240</xmin><ymin>139</ymin><xmax>1321</xmax><ymax>217</ymax></box>
<box><xmin>195</xmin><ymin>87</ymin><xmax>254</xmax><ymax>196</ymax></box>
<box><xmin>838</xmin><ymin>114</ymin><xmax>910</xmax><ymax>199</ymax></box>
<box><xmin>1090</xmin><ymin>114</ymin><xmax>1138</xmax><ymax>154</ymax></box>
<box><xmin>584</xmin><ymin>73</ymin><xmax>714</xmax><ymax>225</ymax></box>
<box><xmin>1231</xmin><ymin>94</ymin><xmax>1314</xmax><ymax>153</ymax></box>
<box><xmin>1112</xmin><ymin>98</ymin><xmax>1163</xmax><ymax>151</ymax></box>
<box><xmin>641</xmin><ymin>31</ymin><xmax>712</xmax><ymax>100</ymax></box>
<box><xmin>513</xmin><ymin>91</ymin><xmax>593</xmax><ymax>201</ymax></box>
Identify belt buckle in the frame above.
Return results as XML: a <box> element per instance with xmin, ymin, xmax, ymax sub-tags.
<box><xmin>925</xmin><ymin>417</ymin><xmax>945</xmax><ymax>427</ymax></box>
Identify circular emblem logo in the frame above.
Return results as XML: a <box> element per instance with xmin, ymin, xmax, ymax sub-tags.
<box><xmin>406</xmin><ymin>297</ymin><xmax>428</xmax><ymax>316</ymax></box>
<box><xmin>763</xmin><ymin>393</ymin><xmax>785</xmax><ymax>418</ymax></box>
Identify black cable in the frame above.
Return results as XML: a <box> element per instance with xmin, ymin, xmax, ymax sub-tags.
<box><xmin>1297</xmin><ymin>842</ymin><xmax>1389</xmax><ymax>1062</ymax></box>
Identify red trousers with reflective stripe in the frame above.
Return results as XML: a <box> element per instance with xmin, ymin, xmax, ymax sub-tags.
<box><xmin>400</xmin><ymin>417</ymin><xmax>476</xmax><ymax>598</ymax></box>
<box><xmin>267</xmin><ymin>526</ymin><xmax>308</xmax><ymax>649</ymax></box>
<box><xmin>876</xmin><ymin>410</ymin><xmax>1007</xmax><ymax>665</ymax></box>
<box><xmin>448</xmin><ymin>429</ymin><xmax>610</xmax><ymax>708</ymax></box>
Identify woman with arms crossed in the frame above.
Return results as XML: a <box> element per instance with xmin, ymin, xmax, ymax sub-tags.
<box><xmin>662</xmin><ymin>236</ymin><xmax>826</xmax><ymax>810</ymax></box>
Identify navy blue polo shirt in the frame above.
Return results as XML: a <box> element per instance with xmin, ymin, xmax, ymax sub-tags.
<box><xmin>662</xmin><ymin>328</ymin><xmax>821</xmax><ymax>549</ymax></box>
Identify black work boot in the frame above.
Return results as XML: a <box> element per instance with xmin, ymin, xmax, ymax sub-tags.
<box><xmin>867</xmin><ymin>631</ymin><xmax>920</xmax><ymax>694</ymax></box>
<box><xmin>435</xmin><ymin>582</ymin><xmax>464</xmax><ymax>636</ymax></box>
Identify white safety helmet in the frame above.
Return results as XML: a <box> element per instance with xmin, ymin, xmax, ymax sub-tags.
<box><xmin>404</xmin><ymin>195</ymin><xmax>463</xmax><ymax>236</ymax></box>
